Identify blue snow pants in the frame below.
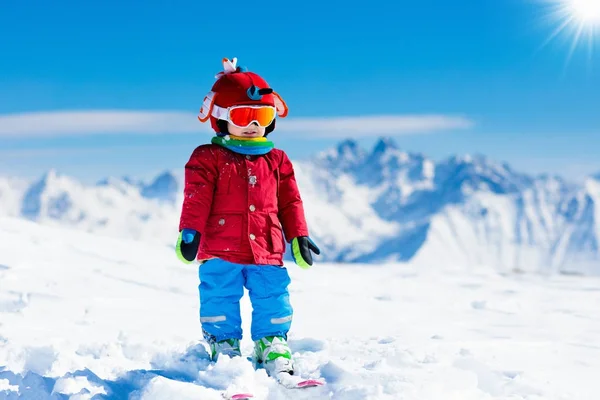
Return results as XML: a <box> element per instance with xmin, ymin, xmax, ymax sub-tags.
<box><xmin>198</xmin><ymin>258</ymin><xmax>293</xmax><ymax>342</ymax></box>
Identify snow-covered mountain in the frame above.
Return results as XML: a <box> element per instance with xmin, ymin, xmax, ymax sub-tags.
<box><xmin>1</xmin><ymin>137</ymin><xmax>599</xmax><ymax>273</ymax></box>
<box><xmin>307</xmin><ymin>137</ymin><xmax>600</xmax><ymax>273</ymax></box>
<box><xmin>0</xmin><ymin>175</ymin><xmax>28</xmax><ymax>218</ymax></box>
<box><xmin>8</xmin><ymin>169</ymin><xmax>183</xmax><ymax>245</ymax></box>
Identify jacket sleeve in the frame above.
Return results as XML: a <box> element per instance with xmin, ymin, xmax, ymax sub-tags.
<box><xmin>277</xmin><ymin>151</ymin><xmax>310</xmax><ymax>242</ymax></box>
<box><xmin>178</xmin><ymin>146</ymin><xmax>218</xmax><ymax>233</ymax></box>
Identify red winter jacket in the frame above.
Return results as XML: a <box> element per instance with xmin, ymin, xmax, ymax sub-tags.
<box><xmin>178</xmin><ymin>144</ymin><xmax>310</xmax><ymax>266</ymax></box>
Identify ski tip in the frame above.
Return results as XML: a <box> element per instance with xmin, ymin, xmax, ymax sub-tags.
<box><xmin>230</xmin><ymin>394</ymin><xmax>254</xmax><ymax>400</ymax></box>
<box><xmin>297</xmin><ymin>379</ymin><xmax>325</xmax><ymax>388</ymax></box>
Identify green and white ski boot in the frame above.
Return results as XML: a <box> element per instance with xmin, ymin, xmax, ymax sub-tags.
<box><xmin>254</xmin><ymin>336</ymin><xmax>295</xmax><ymax>376</ymax></box>
<box><xmin>203</xmin><ymin>332</ymin><xmax>240</xmax><ymax>362</ymax></box>
<box><xmin>203</xmin><ymin>329</ymin><xmax>242</xmax><ymax>361</ymax></box>
<box><xmin>209</xmin><ymin>338</ymin><xmax>241</xmax><ymax>361</ymax></box>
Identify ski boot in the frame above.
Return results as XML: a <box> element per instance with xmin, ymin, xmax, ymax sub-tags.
<box><xmin>203</xmin><ymin>330</ymin><xmax>241</xmax><ymax>361</ymax></box>
<box><xmin>254</xmin><ymin>336</ymin><xmax>295</xmax><ymax>376</ymax></box>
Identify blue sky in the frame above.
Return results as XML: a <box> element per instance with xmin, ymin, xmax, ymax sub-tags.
<box><xmin>0</xmin><ymin>0</ymin><xmax>599</xmax><ymax>183</ymax></box>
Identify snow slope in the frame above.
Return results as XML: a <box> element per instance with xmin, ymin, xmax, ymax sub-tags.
<box><xmin>1</xmin><ymin>216</ymin><xmax>600</xmax><ymax>399</ymax></box>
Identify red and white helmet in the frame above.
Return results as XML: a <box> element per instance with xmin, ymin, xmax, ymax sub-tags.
<box><xmin>198</xmin><ymin>57</ymin><xmax>289</xmax><ymax>133</ymax></box>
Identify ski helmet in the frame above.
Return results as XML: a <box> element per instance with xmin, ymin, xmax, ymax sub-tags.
<box><xmin>198</xmin><ymin>57</ymin><xmax>288</xmax><ymax>134</ymax></box>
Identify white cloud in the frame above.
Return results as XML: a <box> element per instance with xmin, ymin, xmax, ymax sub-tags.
<box><xmin>0</xmin><ymin>110</ymin><xmax>474</xmax><ymax>138</ymax></box>
<box><xmin>276</xmin><ymin>114</ymin><xmax>474</xmax><ymax>137</ymax></box>
<box><xmin>0</xmin><ymin>110</ymin><xmax>205</xmax><ymax>137</ymax></box>
<box><xmin>0</xmin><ymin>144</ymin><xmax>180</xmax><ymax>159</ymax></box>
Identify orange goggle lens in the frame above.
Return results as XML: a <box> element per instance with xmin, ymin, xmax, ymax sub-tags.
<box><xmin>228</xmin><ymin>106</ymin><xmax>276</xmax><ymax>128</ymax></box>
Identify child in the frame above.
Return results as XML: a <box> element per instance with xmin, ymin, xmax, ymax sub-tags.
<box><xmin>175</xmin><ymin>57</ymin><xmax>320</xmax><ymax>376</ymax></box>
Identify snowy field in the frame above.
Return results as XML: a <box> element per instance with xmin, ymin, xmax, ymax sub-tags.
<box><xmin>1</xmin><ymin>216</ymin><xmax>600</xmax><ymax>399</ymax></box>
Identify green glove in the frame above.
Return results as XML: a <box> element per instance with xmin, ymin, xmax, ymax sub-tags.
<box><xmin>176</xmin><ymin>229</ymin><xmax>200</xmax><ymax>264</ymax></box>
<box><xmin>291</xmin><ymin>236</ymin><xmax>321</xmax><ymax>269</ymax></box>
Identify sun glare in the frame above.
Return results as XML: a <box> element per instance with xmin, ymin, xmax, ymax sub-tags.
<box><xmin>569</xmin><ymin>0</ymin><xmax>600</xmax><ymax>23</ymax></box>
<box><xmin>539</xmin><ymin>0</ymin><xmax>600</xmax><ymax>69</ymax></box>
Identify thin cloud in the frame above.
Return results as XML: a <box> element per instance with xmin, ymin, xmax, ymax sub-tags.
<box><xmin>0</xmin><ymin>110</ymin><xmax>205</xmax><ymax>137</ymax></box>
<box><xmin>0</xmin><ymin>110</ymin><xmax>475</xmax><ymax>138</ymax></box>
<box><xmin>0</xmin><ymin>143</ymin><xmax>183</xmax><ymax>159</ymax></box>
<box><xmin>276</xmin><ymin>114</ymin><xmax>475</xmax><ymax>137</ymax></box>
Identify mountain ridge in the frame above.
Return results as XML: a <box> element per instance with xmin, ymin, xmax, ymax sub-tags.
<box><xmin>1</xmin><ymin>137</ymin><xmax>599</xmax><ymax>273</ymax></box>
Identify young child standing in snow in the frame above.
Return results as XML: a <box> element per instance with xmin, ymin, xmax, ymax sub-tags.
<box><xmin>175</xmin><ymin>58</ymin><xmax>320</xmax><ymax>376</ymax></box>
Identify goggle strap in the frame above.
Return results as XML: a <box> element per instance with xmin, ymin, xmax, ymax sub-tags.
<box><xmin>211</xmin><ymin>104</ymin><xmax>229</xmax><ymax>120</ymax></box>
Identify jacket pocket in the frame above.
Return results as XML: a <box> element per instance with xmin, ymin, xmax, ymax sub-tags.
<box><xmin>202</xmin><ymin>213</ymin><xmax>243</xmax><ymax>252</ymax></box>
<box><xmin>268</xmin><ymin>213</ymin><xmax>285</xmax><ymax>254</ymax></box>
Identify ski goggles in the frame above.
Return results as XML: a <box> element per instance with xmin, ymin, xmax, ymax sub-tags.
<box><xmin>224</xmin><ymin>105</ymin><xmax>277</xmax><ymax>128</ymax></box>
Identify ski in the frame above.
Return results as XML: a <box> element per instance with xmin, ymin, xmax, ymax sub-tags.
<box><xmin>222</xmin><ymin>393</ymin><xmax>254</xmax><ymax>400</ymax></box>
<box><xmin>250</xmin><ymin>356</ymin><xmax>326</xmax><ymax>390</ymax></box>
<box><xmin>272</xmin><ymin>371</ymin><xmax>325</xmax><ymax>389</ymax></box>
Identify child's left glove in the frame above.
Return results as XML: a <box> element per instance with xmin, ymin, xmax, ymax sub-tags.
<box><xmin>176</xmin><ymin>228</ymin><xmax>201</xmax><ymax>264</ymax></box>
<box><xmin>291</xmin><ymin>236</ymin><xmax>321</xmax><ymax>269</ymax></box>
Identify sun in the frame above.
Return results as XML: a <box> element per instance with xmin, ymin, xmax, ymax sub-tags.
<box><xmin>568</xmin><ymin>0</ymin><xmax>600</xmax><ymax>23</ymax></box>
<box><xmin>538</xmin><ymin>0</ymin><xmax>600</xmax><ymax>69</ymax></box>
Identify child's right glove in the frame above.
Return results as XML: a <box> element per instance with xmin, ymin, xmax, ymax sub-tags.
<box><xmin>291</xmin><ymin>236</ymin><xmax>321</xmax><ymax>269</ymax></box>
<box><xmin>176</xmin><ymin>228</ymin><xmax>201</xmax><ymax>264</ymax></box>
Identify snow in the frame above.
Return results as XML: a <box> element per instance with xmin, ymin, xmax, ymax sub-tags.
<box><xmin>1</xmin><ymin>216</ymin><xmax>600</xmax><ymax>399</ymax></box>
